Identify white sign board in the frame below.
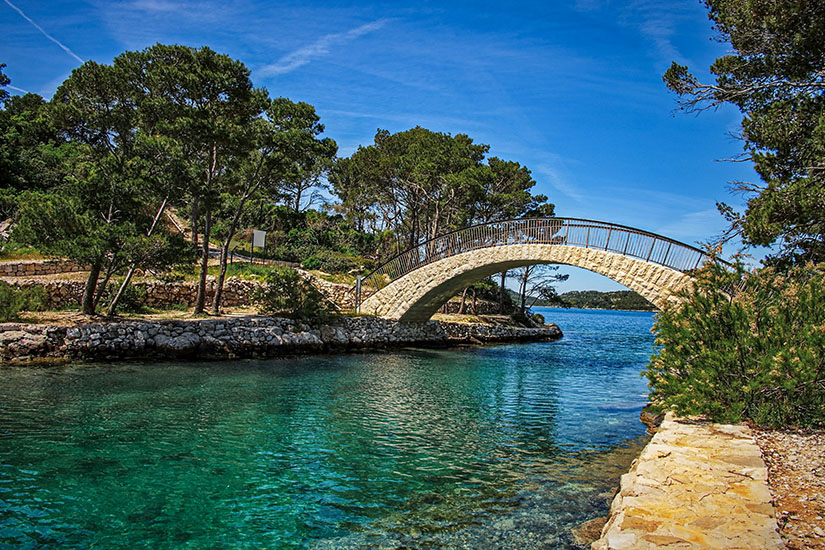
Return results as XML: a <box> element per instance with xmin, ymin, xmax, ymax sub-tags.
<box><xmin>252</xmin><ymin>229</ymin><xmax>266</xmax><ymax>249</ymax></box>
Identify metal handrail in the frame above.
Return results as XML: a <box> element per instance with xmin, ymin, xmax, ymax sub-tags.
<box><xmin>353</xmin><ymin>217</ymin><xmax>725</xmax><ymax>310</ymax></box>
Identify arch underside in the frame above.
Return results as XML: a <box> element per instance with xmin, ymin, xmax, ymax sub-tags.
<box><xmin>360</xmin><ymin>244</ymin><xmax>693</xmax><ymax>322</ymax></box>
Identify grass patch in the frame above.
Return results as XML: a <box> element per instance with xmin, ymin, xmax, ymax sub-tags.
<box><xmin>207</xmin><ymin>263</ymin><xmax>274</xmax><ymax>281</ymax></box>
<box><xmin>309</xmin><ymin>270</ymin><xmax>357</xmax><ymax>286</ymax></box>
<box><xmin>0</xmin><ymin>243</ymin><xmax>46</xmax><ymax>261</ymax></box>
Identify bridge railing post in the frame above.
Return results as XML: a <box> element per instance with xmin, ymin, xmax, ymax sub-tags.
<box><xmin>646</xmin><ymin>238</ymin><xmax>656</xmax><ymax>261</ymax></box>
<box><xmin>662</xmin><ymin>242</ymin><xmax>672</xmax><ymax>267</ymax></box>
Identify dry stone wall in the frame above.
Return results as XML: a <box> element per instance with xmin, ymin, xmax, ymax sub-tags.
<box><xmin>0</xmin><ymin>259</ymin><xmax>85</xmax><ymax>277</ymax></box>
<box><xmin>4</xmin><ymin>278</ymin><xmax>259</xmax><ymax>309</ymax></box>
<box><xmin>3</xmin><ymin>272</ymin><xmax>355</xmax><ymax>312</ymax></box>
<box><xmin>0</xmin><ymin>317</ymin><xmax>562</xmax><ymax>362</ymax></box>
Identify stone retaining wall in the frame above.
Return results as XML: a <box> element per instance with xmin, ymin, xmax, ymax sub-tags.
<box><xmin>3</xmin><ymin>273</ymin><xmax>354</xmax><ymax>311</ymax></box>
<box><xmin>299</xmin><ymin>272</ymin><xmax>355</xmax><ymax>310</ymax></box>
<box><xmin>5</xmin><ymin>278</ymin><xmax>259</xmax><ymax>309</ymax></box>
<box><xmin>0</xmin><ymin>317</ymin><xmax>562</xmax><ymax>362</ymax></box>
<box><xmin>0</xmin><ymin>259</ymin><xmax>85</xmax><ymax>277</ymax></box>
<box><xmin>592</xmin><ymin>413</ymin><xmax>783</xmax><ymax>550</ymax></box>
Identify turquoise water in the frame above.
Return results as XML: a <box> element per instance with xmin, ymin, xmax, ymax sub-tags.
<box><xmin>0</xmin><ymin>308</ymin><xmax>655</xmax><ymax>549</ymax></box>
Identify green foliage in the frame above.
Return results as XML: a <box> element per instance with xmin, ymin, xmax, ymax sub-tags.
<box><xmin>213</xmin><ymin>262</ymin><xmax>274</xmax><ymax>281</ymax></box>
<box><xmin>0</xmin><ymin>64</ymin><xmax>9</xmax><ymax>106</ymax></box>
<box><xmin>530</xmin><ymin>312</ymin><xmax>545</xmax><ymax>325</ymax></box>
<box><xmin>0</xmin><ymin>281</ymin><xmax>46</xmax><ymax>321</ymax></box>
<box><xmin>557</xmin><ymin>290</ymin><xmax>656</xmax><ymax>311</ymax></box>
<box><xmin>100</xmin><ymin>284</ymin><xmax>148</xmax><ymax>314</ymax></box>
<box><xmin>0</xmin><ymin>92</ymin><xmax>71</xmax><ymax>198</ymax></box>
<box><xmin>300</xmin><ymin>249</ymin><xmax>372</xmax><ymax>274</ymax></box>
<box><xmin>251</xmin><ymin>267</ymin><xmax>333</xmax><ymax>320</ymax></box>
<box><xmin>645</xmin><ymin>261</ymin><xmax>825</xmax><ymax>428</ymax></box>
<box><xmin>663</xmin><ymin>0</ymin><xmax>825</xmax><ymax>264</ymax></box>
<box><xmin>509</xmin><ymin>310</ymin><xmax>531</xmax><ymax>327</ymax></box>
<box><xmin>300</xmin><ymin>256</ymin><xmax>321</xmax><ymax>270</ymax></box>
<box><xmin>330</xmin><ymin>126</ymin><xmax>552</xmax><ymax>254</ymax></box>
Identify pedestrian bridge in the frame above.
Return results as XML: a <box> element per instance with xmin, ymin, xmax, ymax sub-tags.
<box><xmin>354</xmin><ymin>218</ymin><xmax>718</xmax><ymax>322</ymax></box>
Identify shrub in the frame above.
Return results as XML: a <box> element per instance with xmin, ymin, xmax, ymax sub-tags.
<box><xmin>251</xmin><ymin>267</ymin><xmax>333</xmax><ymax>320</ymax></box>
<box><xmin>0</xmin><ymin>282</ymin><xmax>46</xmax><ymax>321</ymax></box>
<box><xmin>100</xmin><ymin>283</ymin><xmax>148</xmax><ymax>314</ymax></box>
<box><xmin>301</xmin><ymin>256</ymin><xmax>321</xmax><ymax>270</ymax></box>
<box><xmin>645</xmin><ymin>261</ymin><xmax>825</xmax><ymax>428</ymax></box>
<box><xmin>510</xmin><ymin>310</ymin><xmax>530</xmax><ymax>327</ymax></box>
<box><xmin>530</xmin><ymin>312</ymin><xmax>545</xmax><ymax>325</ymax></box>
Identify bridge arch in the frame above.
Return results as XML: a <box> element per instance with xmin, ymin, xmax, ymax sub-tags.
<box><xmin>355</xmin><ymin>218</ymin><xmax>717</xmax><ymax>322</ymax></box>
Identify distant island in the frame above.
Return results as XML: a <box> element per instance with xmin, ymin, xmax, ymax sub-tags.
<box><xmin>515</xmin><ymin>289</ymin><xmax>656</xmax><ymax>311</ymax></box>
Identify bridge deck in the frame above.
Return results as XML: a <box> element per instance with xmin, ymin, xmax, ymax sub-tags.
<box><xmin>356</xmin><ymin>218</ymin><xmax>714</xmax><ymax>306</ymax></box>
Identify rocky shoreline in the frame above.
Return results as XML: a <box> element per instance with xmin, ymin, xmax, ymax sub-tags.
<box><xmin>0</xmin><ymin>316</ymin><xmax>562</xmax><ymax>363</ymax></box>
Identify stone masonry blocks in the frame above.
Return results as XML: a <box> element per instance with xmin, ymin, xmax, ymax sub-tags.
<box><xmin>361</xmin><ymin>244</ymin><xmax>693</xmax><ymax>321</ymax></box>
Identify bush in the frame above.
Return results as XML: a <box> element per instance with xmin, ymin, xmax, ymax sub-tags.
<box><xmin>251</xmin><ymin>267</ymin><xmax>333</xmax><ymax>320</ymax></box>
<box><xmin>510</xmin><ymin>310</ymin><xmax>530</xmax><ymax>327</ymax></box>
<box><xmin>298</xmin><ymin>249</ymin><xmax>373</xmax><ymax>274</ymax></box>
<box><xmin>531</xmin><ymin>312</ymin><xmax>545</xmax><ymax>325</ymax></box>
<box><xmin>0</xmin><ymin>282</ymin><xmax>46</xmax><ymax>321</ymax></box>
<box><xmin>645</xmin><ymin>261</ymin><xmax>825</xmax><ymax>428</ymax></box>
<box><xmin>100</xmin><ymin>283</ymin><xmax>148</xmax><ymax>314</ymax></box>
<box><xmin>301</xmin><ymin>256</ymin><xmax>321</xmax><ymax>270</ymax></box>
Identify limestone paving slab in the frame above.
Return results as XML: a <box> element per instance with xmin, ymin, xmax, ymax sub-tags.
<box><xmin>593</xmin><ymin>414</ymin><xmax>783</xmax><ymax>550</ymax></box>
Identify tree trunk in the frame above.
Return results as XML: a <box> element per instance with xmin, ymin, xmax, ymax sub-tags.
<box><xmin>92</xmin><ymin>258</ymin><xmax>119</xmax><ymax>310</ymax></box>
<box><xmin>499</xmin><ymin>270</ymin><xmax>507</xmax><ymax>313</ymax></box>
<box><xmin>471</xmin><ymin>287</ymin><xmax>477</xmax><ymax>315</ymax></box>
<box><xmin>107</xmin><ymin>265</ymin><xmax>137</xmax><ymax>317</ymax></box>
<box><xmin>459</xmin><ymin>287</ymin><xmax>468</xmax><ymax>314</ymax></box>
<box><xmin>107</xmin><ymin>198</ymin><xmax>168</xmax><ymax>317</ymax></box>
<box><xmin>212</xmin><ymin>197</ymin><xmax>249</xmax><ymax>315</ymax></box>
<box><xmin>190</xmin><ymin>196</ymin><xmax>199</xmax><ymax>248</ymax></box>
<box><xmin>82</xmin><ymin>260</ymin><xmax>102</xmax><ymax>315</ymax></box>
<box><xmin>194</xmin><ymin>209</ymin><xmax>212</xmax><ymax>314</ymax></box>
<box><xmin>211</xmin><ymin>248</ymin><xmax>229</xmax><ymax>315</ymax></box>
<box><xmin>519</xmin><ymin>266</ymin><xmax>530</xmax><ymax>314</ymax></box>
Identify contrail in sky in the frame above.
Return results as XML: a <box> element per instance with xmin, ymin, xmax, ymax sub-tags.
<box><xmin>261</xmin><ymin>18</ymin><xmax>391</xmax><ymax>76</ymax></box>
<box><xmin>7</xmin><ymin>84</ymin><xmax>30</xmax><ymax>94</ymax></box>
<box><xmin>3</xmin><ymin>0</ymin><xmax>84</xmax><ymax>64</ymax></box>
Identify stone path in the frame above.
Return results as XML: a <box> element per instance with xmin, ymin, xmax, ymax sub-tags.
<box><xmin>593</xmin><ymin>414</ymin><xmax>783</xmax><ymax>549</ymax></box>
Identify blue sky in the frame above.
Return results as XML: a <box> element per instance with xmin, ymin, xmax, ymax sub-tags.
<box><xmin>1</xmin><ymin>0</ymin><xmax>762</xmax><ymax>291</ymax></box>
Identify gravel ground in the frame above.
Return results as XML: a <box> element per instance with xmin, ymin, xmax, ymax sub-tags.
<box><xmin>754</xmin><ymin>429</ymin><xmax>825</xmax><ymax>549</ymax></box>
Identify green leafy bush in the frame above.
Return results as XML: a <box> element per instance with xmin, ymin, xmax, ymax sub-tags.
<box><xmin>645</xmin><ymin>261</ymin><xmax>825</xmax><ymax>428</ymax></box>
<box><xmin>301</xmin><ymin>256</ymin><xmax>321</xmax><ymax>270</ymax></box>
<box><xmin>251</xmin><ymin>267</ymin><xmax>333</xmax><ymax>320</ymax></box>
<box><xmin>530</xmin><ymin>312</ymin><xmax>545</xmax><ymax>325</ymax></box>
<box><xmin>0</xmin><ymin>281</ymin><xmax>46</xmax><ymax>321</ymax></box>
<box><xmin>100</xmin><ymin>284</ymin><xmax>148</xmax><ymax>314</ymax></box>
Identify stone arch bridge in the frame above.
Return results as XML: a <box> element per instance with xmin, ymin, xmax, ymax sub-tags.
<box><xmin>354</xmin><ymin>218</ymin><xmax>719</xmax><ymax>322</ymax></box>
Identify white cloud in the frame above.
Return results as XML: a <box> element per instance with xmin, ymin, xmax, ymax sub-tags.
<box><xmin>3</xmin><ymin>0</ymin><xmax>84</xmax><ymax>64</ymax></box>
<box><xmin>534</xmin><ymin>158</ymin><xmax>587</xmax><ymax>203</ymax></box>
<box><xmin>654</xmin><ymin>207</ymin><xmax>724</xmax><ymax>242</ymax></box>
<box><xmin>259</xmin><ymin>18</ymin><xmax>392</xmax><ymax>76</ymax></box>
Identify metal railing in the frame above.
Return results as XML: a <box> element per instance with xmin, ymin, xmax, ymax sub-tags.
<box><xmin>354</xmin><ymin>217</ymin><xmax>720</xmax><ymax>310</ymax></box>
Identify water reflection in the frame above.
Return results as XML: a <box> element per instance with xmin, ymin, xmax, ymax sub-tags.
<box><xmin>0</xmin><ymin>309</ymin><xmax>655</xmax><ymax>549</ymax></box>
